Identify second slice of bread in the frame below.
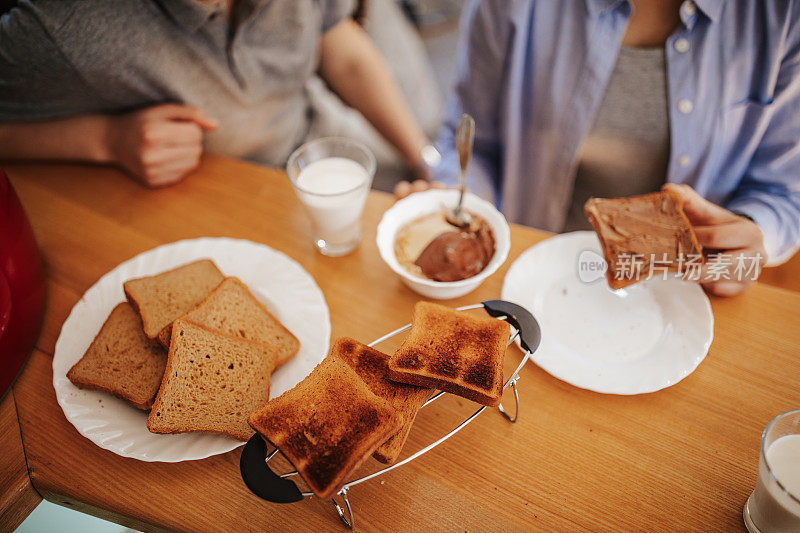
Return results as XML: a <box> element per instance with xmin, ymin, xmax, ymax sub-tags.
<box><xmin>332</xmin><ymin>337</ymin><xmax>432</xmax><ymax>464</ymax></box>
<box><xmin>67</xmin><ymin>302</ymin><xmax>167</xmax><ymax>410</ymax></box>
<box><xmin>123</xmin><ymin>259</ymin><xmax>224</xmax><ymax>340</ymax></box>
<box><xmin>147</xmin><ymin>320</ymin><xmax>276</xmax><ymax>441</ymax></box>
<box><xmin>249</xmin><ymin>355</ymin><xmax>403</xmax><ymax>498</ymax></box>
<box><xmin>156</xmin><ymin>277</ymin><xmax>299</xmax><ymax>368</ymax></box>
<box><xmin>388</xmin><ymin>302</ymin><xmax>510</xmax><ymax>407</ymax></box>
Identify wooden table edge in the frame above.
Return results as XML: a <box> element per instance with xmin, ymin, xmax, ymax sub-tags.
<box><xmin>0</xmin><ymin>389</ymin><xmax>42</xmax><ymax>532</ymax></box>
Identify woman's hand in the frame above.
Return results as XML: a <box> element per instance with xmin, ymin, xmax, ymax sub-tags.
<box><xmin>663</xmin><ymin>183</ymin><xmax>767</xmax><ymax>296</ymax></box>
<box><xmin>106</xmin><ymin>104</ymin><xmax>218</xmax><ymax>188</ymax></box>
<box><xmin>393</xmin><ymin>179</ymin><xmax>446</xmax><ymax>200</ymax></box>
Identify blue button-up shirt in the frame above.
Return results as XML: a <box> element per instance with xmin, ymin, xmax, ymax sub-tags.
<box><xmin>436</xmin><ymin>0</ymin><xmax>800</xmax><ymax>264</ymax></box>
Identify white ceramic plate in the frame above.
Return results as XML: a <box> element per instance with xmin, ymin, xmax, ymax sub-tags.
<box><xmin>53</xmin><ymin>238</ymin><xmax>330</xmax><ymax>462</ymax></box>
<box><xmin>501</xmin><ymin>231</ymin><xmax>713</xmax><ymax>394</ymax></box>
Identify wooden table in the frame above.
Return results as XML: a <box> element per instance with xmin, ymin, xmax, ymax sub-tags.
<box><xmin>0</xmin><ymin>391</ymin><xmax>41</xmax><ymax>532</ymax></box>
<box><xmin>5</xmin><ymin>156</ymin><xmax>800</xmax><ymax>532</ymax></box>
<box><xmin>761</xmin><ymin>253</ymin><xmax>800</xmax><ymax>293</ymax></box>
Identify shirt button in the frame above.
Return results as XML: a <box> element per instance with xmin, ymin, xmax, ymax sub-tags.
<box><xmin>674</xmin><ymin>38</ymin><xmax>690</xmax><ymax>53</ymax></box>
<box><xmin>678</xmin><ymin>99</ymin><xmax>694</xmax><ymax>114</ymax></box>
<box><xmin>678</xmin><ymin>155</ymin><xmax>691</xmax><ymax>167</ymax></box>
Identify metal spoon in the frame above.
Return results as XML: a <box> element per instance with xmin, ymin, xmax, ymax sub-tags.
<box><xmin>446</xmin><ymin>113</ymin><xmax>475</xmax><ymax>228</ymax></box>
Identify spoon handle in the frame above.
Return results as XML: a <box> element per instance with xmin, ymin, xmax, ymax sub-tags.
<box><xmin>455</xmin><ymin>114</ymin><xmax>475</xmax><ymax>215</ymax></box>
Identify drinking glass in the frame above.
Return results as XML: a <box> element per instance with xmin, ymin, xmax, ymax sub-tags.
<box><xmin>744</xmin><ymin>409</ymin><xmax>800</xmax><ymax>532</ymax></box>
<box><xmin>286</xmin><ymin>137</ymin><xmax>376</xmax><ymax>256</ymax></box>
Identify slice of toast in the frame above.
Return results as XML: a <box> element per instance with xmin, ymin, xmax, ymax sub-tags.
<box><xmin>156</xmin><ymin>277</ymin><xmax>299</xmax><ymax>369</ymax></box>
<box><xmin>147</xmin><ymin>320</ymin><xmax>276</xmax><ymax>441</ymax></box>
<box><xmin>388</xmin><ymin>302</ymin><xmax>509</xmax><ymax>407</ymax></box>
<box><xmin>67</xmin><ymin>302</ymin><xmax>167</xmax><ymax>410</ymax></box>
<box><xmin>248</xmin><ymin>356</ymin><xmax>403</xmax><ymax>498</ymax></box>
<box><xmin>123</xmin><ymin>259</ymin><xmax>224</xmax><ymax>340</ymax></box>
<box><xmin>585</xmin><ymin>190</ymin><xmax>703</xmax><ymax>290</ymax></box>
<box><xmin>332</xmin><ymin>337</ymin><xmax>432</xmax><ymax>464</ymax></box>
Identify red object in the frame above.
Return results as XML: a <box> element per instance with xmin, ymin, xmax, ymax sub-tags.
<box><xmin>0</xmin><ymin>168</ymin><xmax>45</xmax><ymax>400</ymax></box>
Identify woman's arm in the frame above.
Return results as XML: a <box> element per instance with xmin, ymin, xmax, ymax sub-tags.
<box><xmin>721</xmin><ymin>7</ymin><xmax>800</xmax><ymax>266</ymax></box>
<box><xmin>0</xmin><ymin>4</ymin><xmax>217</xmax><ymax>187</ymax></box>
<box><xmin>0</xmin><ymin>116</ymin><xmax>113</xmax><ymax>162</ymax></box>
<box><xmin>392</xmin><ymin>0</ymin><xmax>512</xmax><ymax>199</ymax></box>
<box><xmin>0</xmin><ymin>105</ymin><xmax>217</xmax><ymax>188</ymax></box>
<box><xmin>318</xmin><ymin>18</ymin><xmax>428</xmax><ymax>168</ymax></box>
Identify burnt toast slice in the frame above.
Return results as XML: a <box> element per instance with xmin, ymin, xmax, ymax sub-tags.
<box><xmin>248</xmin><ymin>355</ymin><xmax>403</xmax><ymax>498</ymax></box>
<box><xmin>584</xmin><ymin>190</ymin><xmax>703</xmax><ymax>290</ymax></box>
<box><xmin>332</xmin><ymin>337</ymin><xmax>432</xmax><ymax>464</ymax></box>
<box><xmin>67</xmin><ymin>302</ymin><xmax>167</xmax><ymax>410</ymax></box>
<box><xmin>388</xmin><ymin>302</ymin><xmax>509</xmax><ymax>407</ymax></box>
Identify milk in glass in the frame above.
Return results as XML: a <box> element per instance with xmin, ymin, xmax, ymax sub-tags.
<box><xmin>294</xmin><ymin>157</ymin><xmax>370</xmax><ymax>253</ymax></box>
<box><xmin>747</xmin><ymin>434</ymin><xmax>800</xmax><ymax>532</ymax></box>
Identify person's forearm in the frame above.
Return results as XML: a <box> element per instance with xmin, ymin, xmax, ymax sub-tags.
<box><xmin>320</xmin><ymin>20</ymin><xmax>428</xmax><ymax>166</ymax></box>
<box><xmin>0</xmin><ymin>115</ymin><xmax>113</xmax><ymax>162</ymax></box>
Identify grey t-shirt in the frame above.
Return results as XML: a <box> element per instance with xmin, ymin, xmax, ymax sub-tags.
<box><xmin>0</xmin><ymin>0</ymin><xmax>354</xmax><ymax>166</ymax></box>
<box><xmin>563</xmin><ymin>46</ymin><xmax>670</xmax><ymax>232</ymax></box>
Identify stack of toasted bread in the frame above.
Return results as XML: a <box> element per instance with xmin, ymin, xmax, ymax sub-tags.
<box><xmin>67</xmin><ymin>259</ymin><xmax>299</xmax><ymax>441</ymax></box>
<box><xmin>249</xmin><ymin>301</ymin><xmax>510</xmax><ymax>498</ymax></box>
<box><xmin>69</xmin><ymin>265</ymin><xmax>510</xmax><ymax>496</ymax></box>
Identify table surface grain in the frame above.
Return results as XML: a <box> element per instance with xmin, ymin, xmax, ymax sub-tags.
<box><xmin>0</xmin><ymin>390</ymin><xmax>41</xmax><ymax>533</ymax></box>
<box><xmin>5</xmin><ymin>156</ymin><xmax>800</xmax><ymax>532</ymax></box>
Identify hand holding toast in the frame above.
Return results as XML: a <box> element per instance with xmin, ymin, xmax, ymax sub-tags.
<box><xmin>663</xmin><ymin>184</ymin><xmax>767</xmax><ymax>296</ymax></box>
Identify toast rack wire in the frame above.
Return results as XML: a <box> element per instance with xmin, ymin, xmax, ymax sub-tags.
<box><xmin>240</xmin><ymin>300</ymin><xmax>541</xmax><ymax>530</ymax></box>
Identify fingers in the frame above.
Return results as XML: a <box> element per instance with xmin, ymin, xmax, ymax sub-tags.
<box><xmin>662</xmin><ymin>183</ymin><xmax>739</xmax><ymax>225</ymax></box>
<box><xmin>141</xmin><ymin>143</ymin><xmax>202</xmax><ymax>167</ymax></box>
<box><xmin>693</xmin><ymin>219</ymin><xmax>763</xmax><ymax>250</ymax></box>
<box><xmin>146</xmin><ymin>103</ymin><xmax>219</xmax><ymax>130</ymax></box>
<box><xmin>109</xmin><ymin>105</ymin><xmax>208</xmax><ymax>187</ymax></box>
<box><xmin>663</xmin><ymin>186</ymin><xmax>768</xmax><ymax>297</ymax></box>
<box><xmin>394</xmin><ymin>180</ymin><xmax>458</xmax><ymax>200</ymax></box>
<box><xmin>409</xmin><ymin>179</ymin><xmax>430</xmax><ymax>194</ymax></box>
<box><xmin>702</xmin><ymin>279</ymin><xmax>753</xmax><ymax>297</ymax></box>
<box><xmin>394</xmin><ymin>180</ymin><xmax>411</xmax><ymax>199</ymax></box>
<box><xmin>135</xmin><ymin>143</ymin><xmax>202</xmax><ymax>188</ymax></box>
<box><xmin>394</xmin><ymin>179</ymin><xmax>435</xmax><ymax>199</ymax></box>
<box><xmin>139</xmin><ymin>156</ymin><xmax>200</xmax><ymax>188</ymax></box>
<box><xmin>685</xmin><ymin>246</ymin><xmax>765</xmax><ymax>297</ymax></box>
<box><xmin>142</xmin><ymin>121</ymin><xmax>203</xmax><ymax>147</ymax></box>
<box><xmin>139</xmin><ymin>168</ymin><xmax>187</xmax><ymax>188</ymax></box>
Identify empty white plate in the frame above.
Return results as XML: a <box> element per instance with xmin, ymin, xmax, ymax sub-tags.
<box><xmin>53</xmin><ymin>237</ymin><xmax>330</xmax><ymax>461</ymax></box>
<box><xmin>501</xmin><ymin>231</ymin><xmax>713</xmax><ymax>394</ymax></box>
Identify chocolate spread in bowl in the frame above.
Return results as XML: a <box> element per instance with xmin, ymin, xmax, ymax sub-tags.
<box><xmin>394</xmin><ymin>212</ymin><xmax>495</xmax><ymax>282</ymax></box>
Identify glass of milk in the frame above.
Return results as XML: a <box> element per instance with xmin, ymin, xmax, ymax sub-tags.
<box><xmin>744</xmin><ymin>409</ymin><xmax>800</xmax><ymax>532</ymax></box>
<box><xmin>286</xmin><ymin>137</ymin><xmax>376</xmax><ymax>256</ymax></box>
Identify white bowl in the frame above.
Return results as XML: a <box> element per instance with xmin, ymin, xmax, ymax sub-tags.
<box><xmin>376</xmin><ymin>189</ymin><xmax>511</xmax><ymax>299</ymax></box>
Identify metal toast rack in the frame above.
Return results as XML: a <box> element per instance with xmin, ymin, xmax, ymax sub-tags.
<box><xmin>240</xmin><ymin>300</ymin><xmax>541</xmax><ymax>529</ymax></box>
